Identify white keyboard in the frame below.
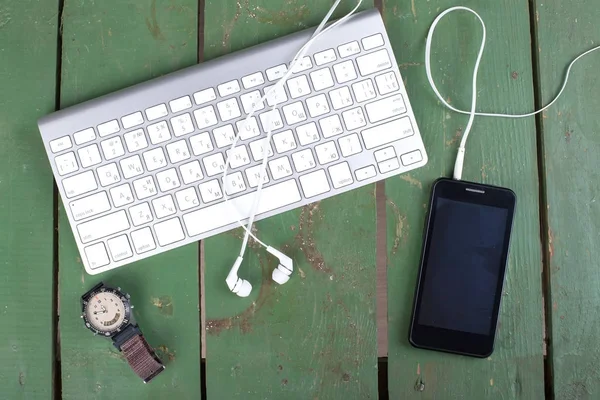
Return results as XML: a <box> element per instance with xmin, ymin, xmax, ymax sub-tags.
<box><xmin>38</xmin><ymin>9</ymin><xmax>428</xmax><ymax>274</ymax></box>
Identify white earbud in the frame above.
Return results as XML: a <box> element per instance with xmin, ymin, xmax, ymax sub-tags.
<box><xmin>226</xmin><ymin>256</ymin><xmax>252</xmax><ymax>297</ymax></box>
<box><xmin>267</xmin><ymin>246</ymin><xmax>293</xmax><ymax>285</ymax></box>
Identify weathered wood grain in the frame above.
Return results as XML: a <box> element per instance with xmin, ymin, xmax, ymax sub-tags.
<box><xmin>58</xmin><ymin>1</ymin><xmax>200</xmax><ymax>398</ymax></box>
<box><xmin>0</xmin><ymin>0</ymin><xmax>58</xmax><ymax>397</ymax></box>
<box><xmin>382</xmin><ymin>0</ymin><xmax>545</xmax><ymax>398</ymax></box>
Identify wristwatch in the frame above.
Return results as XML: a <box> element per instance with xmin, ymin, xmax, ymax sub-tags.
<box><xmin>81</xmin><ymin>282</ymin><xmax>165</xmax><ymax>383</ymax></box>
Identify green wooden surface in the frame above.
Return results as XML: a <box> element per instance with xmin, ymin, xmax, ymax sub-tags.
<box><xmin>202</xmin><ymin>1</ymin><xmax>379</xmax><ymax>399</ymax></box>
<box><xmin>0</xmin><ymin>0</ymin><xmax>58</xmax><ymax>398</ymax></box>
<box><xmin>383</xmin><ymin>0</ymin><xmax>545</xmax><ymax>398</ymax></box>
<box><xmin>534</xmin><ymin>1</ymin><xmax>600</xmax><ymax>398</ymax></box>
<box><xmin>57</xmin><ymin>0</ymin><xmax>200</xmax><ymax>399</ymax></box>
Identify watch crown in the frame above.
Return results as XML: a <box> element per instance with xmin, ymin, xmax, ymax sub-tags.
<box><xmin>131</xmin><ymin>305</ymin><xmax>135</xmax><ymax>309</ymax></box>
<box><xmin>117</xmin><ymin>287</ymin><xmax>121</xmax><ymax>291</ymax></box>
<box><xmin>126</xmin><ymin>293</ymin><xmax>130</xmax><ymax>299</ymax></box>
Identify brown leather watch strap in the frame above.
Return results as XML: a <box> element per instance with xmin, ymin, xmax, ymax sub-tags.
<box><xmin>121</xmin><ymin>334</ymin><xmax>165</xmax><ymax>383</ymax></box>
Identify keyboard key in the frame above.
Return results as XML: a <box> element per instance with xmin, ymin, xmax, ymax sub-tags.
<box><xmin>98</xmin><ymin>120</ymin><xmax>120</xmax><ymax>137</ymax></box>
<box><xmin>287</xmin><ymin>75</ymin><xmax>311</xmax><ymax>99</ymax></box>
<box><xmin>213</xmin><ymin>124</ymin><xmax>236</xmax><ymax>148</ymax></box>
<box><xmin>107</xmin><ymin>235</ymin><xmax>133</xmax><ymax>261</ymax></box>
<box><xmin>306</xmin><ymin>94</ymin><xmax>330</xmax><ymax>118</ymax></box>
<box><xmin>352</xmin><ymin>79</ymin><xmax>377</xmax><ymax>102</ymax></box>
<box><xmin>132</xmin><ymin>176</ymin><xmax>158</xmax><ymax>200</ymax></box>
<box><xmin>309</xmin><ymin>68</ymin><xmax>334</xmax><ymax>91</ymax></box>
<box><xmin>292</xmin><ymin>149</ymin><xmax>316</xmax><ymax>172</ymax></box>
<box><xmin>342</xmin><ymin>107</ymin><xmax>367</xmax><ymax>130</ymax></box>
<box><xmin>194</xmin><ymin>88</ymin><xmax>217</xmax><ymax>105</ymax></box>
<box><xmin>123</xmin><ymin>129</ymin><xmax>148</xmax><ymax>152</ymax></box>
<box><xmin>264</xmin><ymin>84</ymin><xmax>288</xmax><ymax>107</ymax></box>
<box><xmin>170</xmin><ymin>113</ymin><xmax>195</xmax><ymax>137</ymax></box>
<box><xmin>315</xmin><ymin>141</ymin><xmax>340</xmax><ymax>164</ymax></box>
<box><xmin>272</xmin><ymin>130</ymin><xmax>297</xmax><ymax>153</ymax></box>
<box><xmin>357</xmin><ymin>49</ymin><xmax>392</xmax><ymax>76</ymax></box>
<box><xmin>74</xmin><ymin>128</ymin><xmax>96</xmax><ymax>145</ymax></box>
<box><xmin>131</xmin><ymin>227</ymin><xmax>156</xmax><ymax>254</ymax></box>
<box><xmin>329</xmin><ymin>86</ymin><xmax>354</xmax><ymax>110</ymax></box>
<box><xmin>400</xmin><ymin>150</ymin><xmax>423</xmax><ymax>166</ymax></box>
<box><xmin>333</xmin><ymin>60</ymin><xmax>357</xmax><ymax>84</ymax></box>
<box><xmin>145</xmin><ymin>104</ymin><xmax>168</xmax><ymax>121</ymax></box>
<box><xmin>282</xmin><ymin>101</ymin><xmax>307</xmax><ymax>125</ymax></box>
<box><xmin>319</xmin><ymin>115</ymin><xmax>344</xmax><ymax>138</ymax></box>
<box><xmin>375</xmin><ymin>71</ymin><xmax>400</xmax><ymax>95</ymax></box>
<box><xmin>203</xmin><ymin>152</ymin><xmax>225</xmax><ymax>176</ymax></box>
<box><xmin>97</xmin><ymin>163</ymin><xmax>121</xmax><ymax>186</ymax></box>
<box><xmin>295</xmin><ymin>125</ymin><xmax>320</xmax><ymax>149</ymax></box>
<box><xmin>154</xmin><ymin>217</ymin><xmax>185</xmax><ymax>246</ymax></box>
<box><xmin>121</xmin><ymin>111</ymin><xmax>144</xmax><ymax>129</ymax></box>
<box><xmin>236</xmin><ymin>117</ymin><xmax>261</xmax><ymax>140</ymax></box>
<box><xmin>55</xmin><ymin>152</ymin><xmax>79</xmax><ymax>176</ymax></box>
<box><xmin>291</xmin><ymin>56</ymin><xmax>312</xmax><ymax>73</ymax></box>
<box><xmin>338</xmin><ymin>41</ymin><xmax>361</xmax><ymax>57</ymax></box>
<box><xmin>329</xmin><ymin>162</ymin><xmax>354</xmax><ymax>189</ymax></box>
<box><xmin>378</xmin><ymin>157</ymin><xmax>400</xmax><ymax>173</ymax></box>
<box><xmin>361</xmin><ymin>117</ymin><xmax>414</xmax><ymax>149</ymax></box>
<box><xmin>100</xmin><ymin>137</ymin><xmax>125</xmax><ymax>160</ymax></box>
<box><xmin>299</xmin><ymin>169</ymin><xmax>330</xmax><ymax>198</ymax></box>
<box><xmin>245</xmin><ymin>165</ymin><xmax>270</xmax><ymax>188</ymax></box>
<box><xmin>193</xmin><ymin>105</ymin><xmax>218</xmax><ymax>129</ymax></box>
<box><xmin>242</xmin><ymin>72</ymin><xmax>265</xmax><ymax>89</ymax></box>
<box><xmin>110</xmin><ymin>183</ymin><xmax>134</xmax><ymax>207</ymax></box>
<box><xmin>268</xmin><ymin>156</ymin><xmax>293</xmax><ymax>180</ymax></box>
<box><xmin>365</xmin><ymin>93</ymin><xmax>406</xmax><ymax>123</ymax></box>
<box><xmin>169</xmin><ymin>96</ymin><xmax>192</xmax><ymax>113</ymax></box>
<box><xmin>355</xmin><ymin>165</ymin><xmax>376</xmax><ymax>181</ymax></box>
<box><xmin>223</xmin><ymin>171</ymin><xmax>247</xmax><ymax>195</ymax></box>
<box><xmin>142</xmin><ymin>147</ymin><xmax>167</xmax><ymax>171</ymax></box>
<box><xmin>266</xmin><ymin>64</ymin><xmax>287</xmax><ymax>81</ymax></box>
<box><xmin>189</xmin><ymin>132</ymin><xmax>214</xmax><ymax>155</ymax></box>
<box><xmin>152</xmin><ymin>194</ymin><xmax>177</xmax><ymax>218</ymax></box>
<box><xmin>129</xmin><ymin>202</ymin><xmax>153</xmax><ymax>226</ymax></box>
<box><xmin>50</xmin><ymin>136</ymin><xmax>73</xmax><ymax>153</ymax></box>
<box><xmin>147</xmin><ymin>121</ymin><xmax>172</xmax><ymax>144</ymax></box>
<box><xmin>259</xmin><ymin>109</ymin><xmax>284</xmax><ymax>132</ymax></box>
<box><xmin>198</xmin><ymin>179</ymin><xmax>223</xmax><ymax>203</ymax></box>
<box><xmin>84</xmin><ymin>242</ymin><xmax>110</xmax><ymax>269</ymax></box>
<box><xmin>166</xmin><ymin>140</ymin><xmax>191</xmax><ymax>163</ymax></box>
<box><xmin>156</xmin><ymin>168</ymin><xmax>181</xmax><ymax>192</ymax></box>
<box><xmin>175</xmin><ymin>187</ymin><xmax>200</xmax><ymax>211</ymax></box>
<box><xmin>249</xmin><ymin>139</ymin><xmax>274</xmax><ymax>161</ymax></box>
<box><xmin>314</xmin><ymin>49</ymin><xmax>337</xmax><ymax>65</ymax></box>
<box><xmin>69</xmin><ymin>192</ymin><xmax>111</xmax><ymax>221</ymax></box>
<box><xmin>183</xmin><ymin>179</ymin><xmax>301</xmax><ymax>236</ymax></box>
<box><xmin>361</xmin><ymin>33</ymin><xmax>384</xmax><ymax>50</ymax></box>
<box><xmin>217</xmin><ymin>79</ymin><xmax>241</xmax><ymax>97</ymax></box>
<box><xmin>179</xmin><ymin>160</ymin><xmax>204</xmax><ymax>184</ymax></box>
<box><xmin>77</xmin><ymin>210</ymin><xmax>130</xmax><ymax>244</ymax></box>
<box><xmin>119</xmin><ymin>155</ymin><xmax>144</xmax><ymax>179</ymax></box>
<box><xmin>216</xmin><ymin>98</ymin><xmax>242</xmax><ymax>122</ymax></box>
<box><xmin>374</xmin><ymin>146</ymin><xmax>397</xmax><ymax>162</ymax></box>
<box><xmin>226</xmin><ymin>145</ymin><xmax>251</xmax><ymax>168</ymax></box>
<box><xmin>63</xmin><ymin>170</ymin><xmax>97</xmax><ymax>198</ymax></box>
<box><xmin>78</xmin><ymin>144</ymin><xmax>102</xmax><ymax>168</ymax></box>
<box><xmin>338</xmin><ymin>133</ymin><xmax>362</xmax><ymax>157</ymax></box>
<box><xmin>240</xmin><ymin>90</ymin><xmax>265</xmax><ymax>114</ymax></box>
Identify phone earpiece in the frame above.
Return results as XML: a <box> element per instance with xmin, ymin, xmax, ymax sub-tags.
<box><xmin>267</xmin><ymin>246</ymin><xmax>293</xmax><ymax>285</ymax></box>
<box><xmin>226</xmin><ymin>256</ymin><xmax>253</xmax><ymax>297</ymax></box>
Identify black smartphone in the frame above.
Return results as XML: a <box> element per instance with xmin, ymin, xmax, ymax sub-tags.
<box><xmin>409</xmin><ymin>178</ymin><xmax>516</xmax><ymax>358</ymax></box>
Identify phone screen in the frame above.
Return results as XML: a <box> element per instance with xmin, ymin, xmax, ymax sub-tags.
<box><xmin>417</xmin><ymin>198</ymin><xmax>508</xmax><ymax>335</ymax></box>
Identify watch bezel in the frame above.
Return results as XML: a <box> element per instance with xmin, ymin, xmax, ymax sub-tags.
<box><xmin>82</xmin><ymin>286</ymin><xmax>132</xmax><ymax>337</ymax></box>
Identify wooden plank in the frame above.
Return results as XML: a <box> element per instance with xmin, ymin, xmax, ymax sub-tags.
<box><xmin>382</xmin><ymin>0</ymin><xmax>545</xmax><ymax>398</ymax></box>
<box><xmin>0</xmin><ymin>1</ymin><xmax>58</xmax><ymax>397</ymax></box>
<box><xmin>533</xmin><ymin>2</ymin><xmax>600</xmax><ymax>398</ymax></box>
<box><xmin>202</xmin><ymin>1</ymin><xmax>379</xmax><ymax>398</ymax></box>
<box><xmin>58</xmin><ymin>0</ymin><xmax>200</xmax><ymax>398</ymax></box>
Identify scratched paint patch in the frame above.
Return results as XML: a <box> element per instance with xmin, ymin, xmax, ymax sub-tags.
<box><xmin>0</xmin><ymin>7</ymin><xmax>11</xmax><ymax>29</ymax></box>
<box><xmin>151</xmin><ymin>295</ymin><xmax>173</xmax><ymax>316</ymax></box>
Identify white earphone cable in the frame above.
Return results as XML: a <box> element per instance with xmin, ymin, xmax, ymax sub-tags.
<box><xmin>426</xmin><ymin>6</ymin><xmax>600</xmax><ymax>180</ymax></box>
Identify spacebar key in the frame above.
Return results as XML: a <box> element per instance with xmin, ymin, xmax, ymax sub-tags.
<box><xmin>183</xmin><ymin>179</ymin><xmax>301</xmax><ymax>236</ymax></box>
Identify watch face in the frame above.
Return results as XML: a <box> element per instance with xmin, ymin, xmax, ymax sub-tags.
<box><xmin>82</xmin><ymin>287</ymin><xmax>130</xmax><ymax>335</ymax></box>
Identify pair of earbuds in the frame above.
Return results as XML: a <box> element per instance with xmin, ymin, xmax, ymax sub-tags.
<box><xmin>226</xmin><ymin>246</ymin><xmax>293</xmax><ymax>297</ymax></box>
